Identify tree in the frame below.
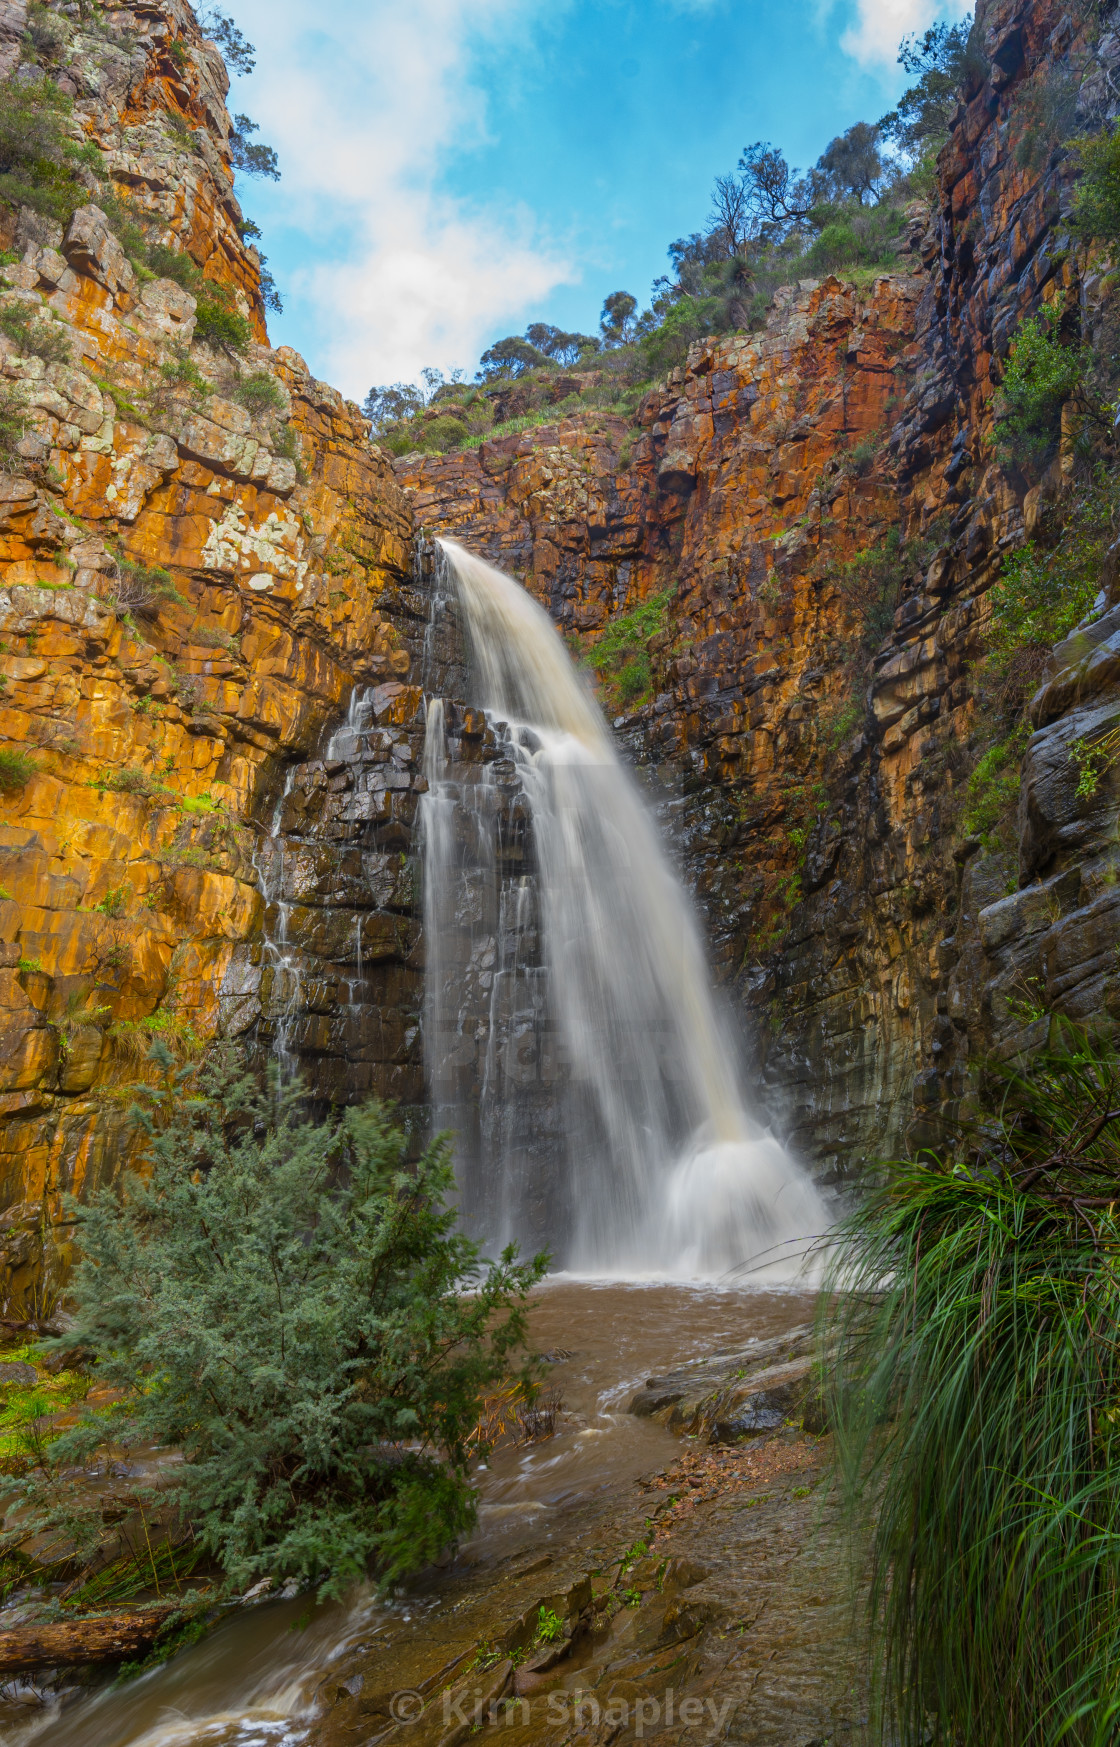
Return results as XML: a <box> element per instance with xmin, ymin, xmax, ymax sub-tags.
<box><xmin>477</xmin><ymin>335</ymin><xmax>550</xmax><ymax>379</ymax></box>
<box><xmin>737</xmin><ymin>142</ymin><xmax>817</xmax><ymax>239</ymax></box>
<box><xmin>708</xmin><ymin>172</ymin><xmax>751</xmax><ymax>254</ymax></box>
<box><xmin>817</xmin><ymin>122</ymin><xmax>887</xmax><ymax>205</ymax></box>
<box><xmin>525</xmin><ymin>323</ymin><xmax>598</xmax><ymax>365</ymax></box>
<box><xmin>879</xmin><ymin>17</ymin><xmax>980</xmax><ymax>157</ymax></box>
<box><xmin>198</xmin><ymin>7</ymin><xmax>256</xmax><ymax>76</ymax></box>
<box><xmin>362</xmin><ymin>383</ymin><xmax>425</xmax><ymax>432</ymax></box>
<box><xmin>29</xmin><ymin>1050</ymin><xmax>548</xmax><ymax>1599</ymax></box>
<box><xmin>600</xmin><ymin>290</ymin><xmax>638</xmax><ymax>347</ymax></box>
<box><xmin>230</xmin><ymin>114</ymin><xmax>279</xmax><ymax>181</ymax></box>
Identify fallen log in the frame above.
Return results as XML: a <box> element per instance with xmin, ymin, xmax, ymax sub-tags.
<box><xmin>0</xmin><ymin>1605</ymin><xmax>178</xmax><ymax>1673</ymax></box>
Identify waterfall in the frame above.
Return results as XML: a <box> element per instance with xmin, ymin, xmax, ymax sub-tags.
<box><xmin>421</xmin><ymin>538</ymin><xmax>825</xmax><ymax>1279</ymax></box>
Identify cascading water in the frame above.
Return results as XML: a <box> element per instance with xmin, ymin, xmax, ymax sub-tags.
<box><xmin>421</xmin><ymin>538</ymin><xmax>826</xmax><ymax>1278</ymax></box>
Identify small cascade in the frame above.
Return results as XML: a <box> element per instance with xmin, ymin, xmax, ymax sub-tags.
<box><xmin>421</xmin><ymin>539</ymin><xmax>826</xmax><ymax>1278</ymax></box>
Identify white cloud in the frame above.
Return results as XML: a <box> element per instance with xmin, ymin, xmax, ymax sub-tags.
<box><xmin>224</xmin><ymin>0</ymin><xmax>573</xmax><ymax>396</ymax></box>
<box><xmin>836</xmin><ymin>0</ymin><xmax>971</xmax><ymax>67</ymax></box>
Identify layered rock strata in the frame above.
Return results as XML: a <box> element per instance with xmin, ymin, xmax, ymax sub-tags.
<box><xmin>400</xmin><ymin>0</ymin><xmax>1120</xmax><ymax>1188</ymax></box>
<box><xmin>0</xmin><ymin>0</ymin><xmax>423</xmax><ymax>1309</ymax></box>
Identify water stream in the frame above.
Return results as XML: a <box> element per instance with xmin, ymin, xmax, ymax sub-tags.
<box><xmin>422</xmin><ymin>540</ymin><xmax>825</xmax><ymax>1277</ymax></box>
<box><xmin>4</xmin><ymin>1284</ymin><xmax>814</xmax><ymax>1747</ymax></box>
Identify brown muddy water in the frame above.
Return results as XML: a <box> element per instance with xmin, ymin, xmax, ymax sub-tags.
<box><xmin>0</xmin><ymin>1281</ymin><xmax>816</xmax><ymax>1747</ymax></box>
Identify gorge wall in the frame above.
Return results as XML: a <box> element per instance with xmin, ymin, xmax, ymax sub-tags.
<box><xmin>0</xmin><ymin>0</ymin><xmax>1117</xmax><ymax>1308</ymax></box>
<box><xmin>399</xmin><ymin>0</ymin><xmax>1120</xmax><ymax>1190</ymax></box>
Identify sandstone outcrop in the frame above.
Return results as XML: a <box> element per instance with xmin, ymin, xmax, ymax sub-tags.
<box><xmin>0</xmin><ymin>0</ymin><xmax>423</xmax><ymax>1309</ymax></box>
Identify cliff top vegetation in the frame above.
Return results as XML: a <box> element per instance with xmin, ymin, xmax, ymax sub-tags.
<box><xmin>364</xmin><ymin>18</ymin><xmax>979</xmax><ymax>459</ymax></box>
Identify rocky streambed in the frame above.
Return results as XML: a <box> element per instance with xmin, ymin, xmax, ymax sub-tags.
<box><xmin>4</xmin><ymin>1284</ymin><xmax>863</xmax><ymax>1747</ymax></box>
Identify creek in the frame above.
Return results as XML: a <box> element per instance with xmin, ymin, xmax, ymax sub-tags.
<box><xmin>4</xmin><ymin>1282</ymin><xmax>816</xmax><ymax>1747</ymax></box>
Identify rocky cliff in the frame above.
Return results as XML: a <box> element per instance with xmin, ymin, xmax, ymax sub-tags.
<box><xmin>0</xmin><ymin>0</ymin><xmax>1116</xmax><ymax>1310</ymax></box>
<box><xmin>0</xmin><ymin>0</ymin><xmax>426</xmax><ymax>1311</ymax></box>
<box><xmin>400</xmin><ymin>0</ymin><xmax>1120</xmax><ymax>1190</ymax></box>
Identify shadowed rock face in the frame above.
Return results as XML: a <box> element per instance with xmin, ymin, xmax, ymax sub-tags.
<box><xmin>396</xmin><ymin>0</ymin><xmax>1120</xmax><ymax>1189</ymax></box>
<box><xmin>1</xmin><ymin>0</ymin><xmax>1119</xmax><ymax>1310</ymax></box>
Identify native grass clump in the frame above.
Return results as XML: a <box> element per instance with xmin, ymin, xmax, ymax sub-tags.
<box><xmin>826</xmin><ymin>1021</ymin><xmax>1120</xmax><ymax>1747</ymax></box>
<box><xmin>21</xmin><ymin>1048</ymin><xmax>548</xmax><ymax>1600</ymax></box>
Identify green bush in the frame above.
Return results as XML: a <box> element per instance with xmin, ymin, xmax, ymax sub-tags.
<box><xmin>995</xmin><ymin>311</ymin><xmax>1088</xmax><ymax>470</ymax></box>
<box><xmin>587</xmin><ymin>589</ymin><xmax>671</xmax><ymax>710</ymax></box>
<box><xmin>0</xmin><ymin>748</ymin><xmax>33</xmax><ymax>791</ymax></box>
<box><xmin>195</xmin><ymin>297</ymin><xmax>251</xmax><ymax>356</ymax></box>
<box><xmin>962</xmin><ymin>722</ymin><xmax>1029</xmax><ymax>843</ymax></box>
<box><xmin>0</xmin><ymin>298</ymin><xmax>72</xmax><ymax>366</ymax></box>
<box><xmin>0</xmin><ymin>382</ymin><xmax>27</xmax><ymax>468</ymax></box>
<box><xmin>0</xmin><ymin>73</ymin><xmax>86</xmax><ymax>223</ymax></box>
<box><xmin>234</xmin><ymin>370</ymin><xmax>284</xmax><ymax>416</ymax></box>
<box><xmin>28</xmin><ymin>1052</ymin><xmax>548</xmax><ymax>1598</ymax></box>
<box><xmin>988</xmin><ymin>538</ymin><xmax>1100</xmax><ymax>664</ymax></box>
<box><xmin>826</xmin><ymin>1022</ymin><xmax>1120</xmax><ymax>1747</ymax></box>
<box><xmin>417</xmin><ymin>414</ymin><xmax>469</xmax><ymax>453</ymax></box>
<box><xmin>1072</xmin><ymin>122</ymin><xmax>1120</xmax><ymax>245</ymax></box>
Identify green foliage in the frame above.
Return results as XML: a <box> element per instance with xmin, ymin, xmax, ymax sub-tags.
<box><xmin>962</xmin><ymin>722</ymin><xmax>1030</xmax><ymax>844</ymax></box>
<box><xmin>32</xmin><ymin>1053</ymin><xmax>548</xmax><ymax>1599</ymax></box>
<box><xmin>156</xmin><ymin>348</ymin><xmax>212</xmax><ymax>406</ymax></box>
<box><xmin>839</xmin><ymin>526</ymin><xmax>906</xmax><ymax>654</ymax></box>
<box><xmin>586</xmin><ymin>589</ymin><xmax>672</xmax><ymax>710</ymax></box>
<box><xmin>417</xmin><ymin>413</ymin><xmax>469</xmax><ymax>452</ymax></box>
<box><xmin>1072</xmin><ymin>122</ymin><xmax>1120</xmax><ymax>246</ymax></box>
<box><xmin>230</xmin><ymin>113</ymin><xmax>280</xmax><ymax>182</ymax></box>
<box><xmin>0</xmin><ymin>1344</ymin><xmax>87</xmax><ymax>1475</ymax></box>
<box><xmin>0</xmin><ymin>748</ymin><xmax>34</xmax><ymax>791</ymax></box>
<box><xmin>234</xmin><ymin>370</ymin><xmax>285</xmax><ymax>416</ymax></box>
<box><xmin>1069</xmin><ymin>724</ymin><xmax>1120</xmax><ymax>800</ymax></box>
<box><xmin>987</xmin><ymin>463</ymin><xmax>1120</xmax><ymax>695</ymax></box>
<box><xmin>0</xmin><ymin>73</ymin><xmax>86</xmax><ymax>224</ymax></box>
<box><xmin>826</xmin><ymin>1022</ymin><xmax>1120</xmax><ymax>1747</ymax></box>
<box><xmin>109</xmin><ymin>1009</ymin><xmax>203</xmax><ymax>1065</ymax></box>
<box><xmin>535</xmin><ymin>1606</ymin><xmax>565</xmax><ymax>1643</ymax></box>
<box><xmin>0</xmin><ymin>298</ymin><xmax>72</xmax><ymax>365</ymax></box>
<box><xmin>0</xmin><ymin>382</ymin><xmax>28</xmax><ymax>469</ymax></box>
<box><xmin>995</xmin><ymin>311</ymin><xmax>1088</xmax><ymax>470</ymax></box>
<box><xmin>878</xmin><ymin>17</ymin><xmax>984</xmax><ymax>157</ymax></box>
<box><xmin>195</xmin><ymin>297</ymin><xmax>252</xmax><ymax>356</ymax></box>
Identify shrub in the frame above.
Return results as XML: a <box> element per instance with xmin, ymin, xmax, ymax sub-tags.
<box><xmin>826</xmin><ymin>1022</ymin><xmax>1120</xmax><ymax>1747</ymax></box>
<box><xmin>106</xmin><ymin>551</ymin><xmax>182</xmax><ymax>616</ymax></box>
<box><xmin>24</xmin><ymin>1</ymin><xmax>70</xmax><ymax>63</ymax></box>
<box><xmin>195</xmin><ymin>297</ymin><xmax>251</xmax><ymax>356</ymax></box>
<box><xmin>587</xmin><ymin>589</ymin><xmax>672</xmax><ymax>710</ymax></box>
<box><xmin>988</xmin><ymin>538</ymin><xmax>1100</xmax><ymax>665</ymax></box>
<box><xmin>995</xmin><ymin>311</ymin><xmax>1089</xmax><ymax>470</ymax></box>
<box><xmin>0</xmin><ymin>298</ymin><xmax>72</xmax><ymax>365</ymax></box>
<box><xmin>29</xmin><ymin>1051</ymin><xmax>548</xmax><ymax>1598</ymax></box>
<box><xmin>962</xmin><ymin>722</ymin><xmax>1030</xmax><ymax>844</ymax></box>
<box><xmin>1072</xmin><ymin>122</ymin><xmax>1120</xmax><ymax>245</ymax></box>
<box><xmin>417</xmin><ymin>414</ymin><xmax>469</xmax><ymax>453</ymax></box>
<box><xmin>0</xmin><ymin>73</ymin><xmax>86</xmax><ymax>223</ymax></box>
<box><xmin>234</xmin><ymin>370</ymin><xmax>284</xmax><ymax>417</ymax></box>
<box><xmin>0</xmin><ymin>749</ymin><xmax>34</xmax><ymax>791</ymax></box>
<box><xmin>0</xmin><ymin>383</ymin><xmax>28</xmax><ymax>471</ymax></box>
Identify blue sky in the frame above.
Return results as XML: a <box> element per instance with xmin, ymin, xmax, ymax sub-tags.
<box><xmin>221</xmin><ymin>0</ymin><xmax>969</xmax><ymax>401</ymax></box>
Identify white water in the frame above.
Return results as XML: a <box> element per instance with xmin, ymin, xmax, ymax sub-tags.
<box><xmin>422</xmin><ymin>539</ymin><xmax>826</xmax><ymax>1279</ymax></box>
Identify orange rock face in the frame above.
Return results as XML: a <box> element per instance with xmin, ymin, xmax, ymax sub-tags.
<box><xmin>0</xmin><ymin>0</ymin><xmax>422</xmax><ymax>1309</ymax></box>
